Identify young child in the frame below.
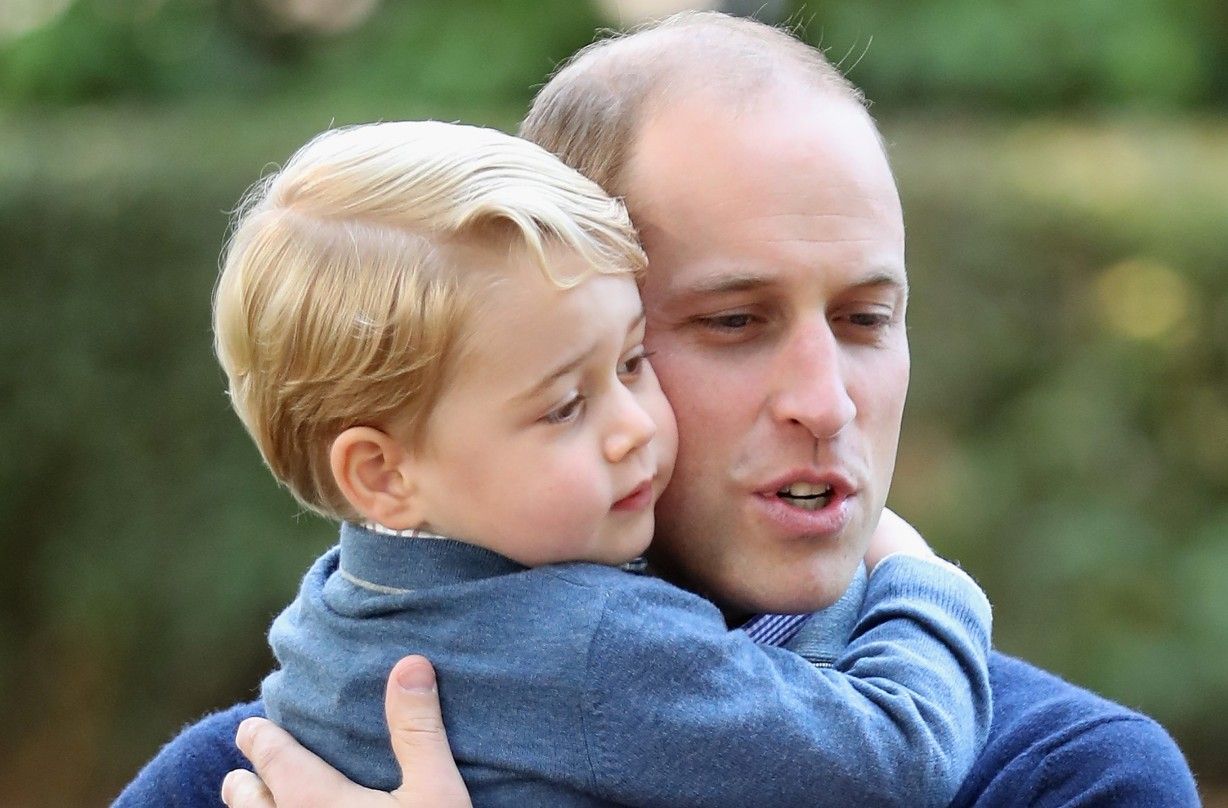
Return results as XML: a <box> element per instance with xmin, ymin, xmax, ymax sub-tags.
<box><xmin>215</xmin><ymin>120</ymin><xmax>992</xmax><ymax>807</ymax></box>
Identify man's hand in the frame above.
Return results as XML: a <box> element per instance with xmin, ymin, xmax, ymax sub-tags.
<box><xmin>221</xmin><ymin>655</ymin><xmax>472</xmax><ymax>808</ymax></box>
<box><xmin>864</xmin><ymin>507</ymin><xmax>936</xmax><ymax>571</ymax></box>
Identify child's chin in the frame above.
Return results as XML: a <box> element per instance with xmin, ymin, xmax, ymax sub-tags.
<box><xmin>619</xmin><ymin>536</ymin><xmax>654</xmax><ymax>565</ymax></box>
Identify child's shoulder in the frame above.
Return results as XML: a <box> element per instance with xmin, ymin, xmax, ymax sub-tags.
<box><xmin>536</xmin><ymin>560</ymin><xmax>676</xmax><ymax>593</ymax></box>
<box><xmin>536</xmin><ymin>562</ymin><xmax>726</xmax><ymax>626</ymax></box>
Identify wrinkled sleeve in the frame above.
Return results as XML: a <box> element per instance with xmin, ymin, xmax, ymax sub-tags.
<box><xmin>581</xmin><ymin>555</ymin><xmax>992</xmax><ymax>808</ymax></box>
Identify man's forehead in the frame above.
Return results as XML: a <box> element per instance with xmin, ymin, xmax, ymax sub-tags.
<box><xmin>627</xmin><ymin>85</ymin><xmax>892</xmax><ymax>209</ymax></box>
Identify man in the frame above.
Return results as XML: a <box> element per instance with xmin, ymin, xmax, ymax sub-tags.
<box><xmin>128</xmin><ymin>12</ymin><xmax>1199</xmax><ymax>807</ymax></box>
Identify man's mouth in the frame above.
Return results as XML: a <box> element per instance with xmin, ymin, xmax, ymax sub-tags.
<box><xmin>775</xmin><ymin>482</ymin><xmax>835</xmax><ymax>511</ymax></box>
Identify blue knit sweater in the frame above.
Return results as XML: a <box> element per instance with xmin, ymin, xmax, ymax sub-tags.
<box><xmin>257</xmin><ymin>523</ymin><xmax>989</xmax><ymax>806</ymax></box>
<box><xmin>114</xmin><ymin>529</ymin><xmax>1196</xmax><ymax>806</ymax></box>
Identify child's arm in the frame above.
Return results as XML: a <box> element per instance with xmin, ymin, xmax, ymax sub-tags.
<box><xmin>864</xmin><ymin>505</ymin><xmax>937</xmax><ymax>569</ymax></box>
<box><xmin>579</xmin><ymin>545</ymin><xmax>991</xmax><ymax>808</ymax></box>
<box><xmin>209</xmin><ymin>536</ymin><xmax>987</xmax><ymax>808</ymax></box>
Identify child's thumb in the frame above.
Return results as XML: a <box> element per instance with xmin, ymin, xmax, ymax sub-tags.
<box><xmin>386</xmin><ymin>656</ymin><xmax>473</xmax><ymax>808</ymax></box>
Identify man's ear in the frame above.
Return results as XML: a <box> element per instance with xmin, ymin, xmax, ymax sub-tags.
<box><xmin>329</xmin><ymin>426</ymin><xmax>426</xmax><ymax>530</ymax></box>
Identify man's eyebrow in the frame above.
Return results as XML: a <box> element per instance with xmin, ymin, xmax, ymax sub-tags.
<box><xmin>680</xmin><ymin>269</ymin><xmax>909</xmax><ymax>297</ymax></box>
<box><xmin>682</xmin><ymin>273</ymin><xmax>771</xmax><ymax>296</ymax></box>
<box><xmin>852</xmin><ymin>271</ymin><xmax>910</xmax><ymax>299</ymax></box>
<box><xmin>515</xmin><ymin>310</ymin><xmax>646</xmax><ymax>403</ymax></box>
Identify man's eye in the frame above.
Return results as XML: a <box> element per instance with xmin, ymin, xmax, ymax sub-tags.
<box><xmin>847</xmin><ymin>312</ymin><xmax>892</xmax><ymax>328</ymax></box>
<box><xmin>699</xmin><ymin>313</ymin><xmax>755</xmax><ymax>330</ymax></box>
<box><xmin>544</xmin><ymin>394</ymin><xmax>584</xmax><ymax>425</ymax></box>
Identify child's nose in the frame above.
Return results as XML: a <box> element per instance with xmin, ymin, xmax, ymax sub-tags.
<box><xmin>603</xmin><ymin>387</ymin><xmax>657</xmax><ymax>463</ymax></box>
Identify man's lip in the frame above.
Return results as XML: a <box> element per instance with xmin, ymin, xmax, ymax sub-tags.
<box><xmin>612</xmin><ymin>480</ymin><xmax>654</xmax><ymax>511</ymax></box>
<box><xmin>757</xmin><ymin>469</ymin><xmax>856</xmax><ymax>498</ymax></box>
<box><xmin>744</xmin><ymin>469</ymin><xmax>858</xmax><ymax>539</ymax></box>
<box><xmin>751</xmin><ymin>487</ymin><xmax>855</xmax><ymax>538</ymax></box>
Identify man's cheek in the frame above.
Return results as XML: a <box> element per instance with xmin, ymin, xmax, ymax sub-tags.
<box><xmin>651</xmin><ymin>359</ymin><xmax>711</xmax><ymax>417</ymax></box>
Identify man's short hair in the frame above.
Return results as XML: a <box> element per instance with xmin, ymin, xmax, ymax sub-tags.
<box><xmin>214</xmin><ymin>121</ymin><xmax>645</xmax><ymax>520</ymax></box>
<box><xmin>520</xmin><ymin>10</ymin><xmax>867</xmax><ymax>201</ymax></box>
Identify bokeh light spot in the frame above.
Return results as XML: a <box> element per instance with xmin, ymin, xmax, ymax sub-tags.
<box><xmin>593</xmin><ymin>0</ymin><xmax>720</xmax><ymax>26</ymax></box>
<box><xmin>258</xmin><ymin>0</ymin><xmax>381</xmax><ymax>35</ymax></box>
<box><xmin>1095</xmin><ymin>258</ymin><xmax>1193</xmax><ymax>342</ymax></box>
<box><xmin>0</xmin><ymin>0</ymin><xmax>75</xmax><ymax>42</ymax></box>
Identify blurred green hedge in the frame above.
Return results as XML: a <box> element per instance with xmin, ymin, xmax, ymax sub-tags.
<box><xmin>889</xmin><ymin>115</ymin><xmax>1228</xmax><ymax>762</ymax></box>
<box><xmin>1</xmin><ymin>104</ymin><xmax>1225</xmax><ymax>807</ymax></box>
<box><xmin>793</xmin><ymin>0</ymin><xmax>1228</xmax><ymax>110</ymax></box>
<box><xmin>3</xmin><ymin>0</ymin><xmax>1227</xmax><ymax>110</ymax></box>
<box><xmin>0</xmin><ymin>0</ymin><xmax>603</xmax><ymax>108</ymax></box>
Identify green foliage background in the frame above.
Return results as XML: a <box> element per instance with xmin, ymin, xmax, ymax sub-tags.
<box><xmin>1</xmin><ymin>1</ymin><xmax>1225</xmax><ymax>804</ymax></box>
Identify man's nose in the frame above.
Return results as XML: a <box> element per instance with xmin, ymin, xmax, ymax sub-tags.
<box><xmin>603</xmin><ymin>384</ymin><xmax>658</xmax><ymax>463</ymax></box>
<box><xmin>768</xmin><ymin>319</ymin><xmax>857</xmax><ymax>439</ymax></box>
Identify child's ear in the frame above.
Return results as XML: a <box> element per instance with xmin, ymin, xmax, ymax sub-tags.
<box><xmin>329</xmin><ymin>426</ymin><xmax>425</xmax><ymax>530</ymax></box>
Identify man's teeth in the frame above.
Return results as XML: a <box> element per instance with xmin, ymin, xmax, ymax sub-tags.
<box><xmin>776</xmin><ymin>483</ymin><xmax>834</xmax><ymax>511</ymax></box>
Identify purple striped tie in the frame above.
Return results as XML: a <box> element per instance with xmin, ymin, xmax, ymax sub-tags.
<box><xmin>740</xmin><ymin>612</ymin><xmax>813</xmax><ymax>647</ymax></box>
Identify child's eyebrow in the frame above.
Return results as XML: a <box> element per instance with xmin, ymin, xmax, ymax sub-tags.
<box><xmin>516</xmin><ymin>311</ymin><xmax>645</xmax><ymax>404</ymax></box>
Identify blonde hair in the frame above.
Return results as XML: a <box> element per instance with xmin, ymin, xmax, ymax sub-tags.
<box><xmin>520</xmin><ymin>10</ymin><xmax>868</xmax><ymax>201</ymax></box>
<box><xmin>214</xmin><ymin>121</ymin><xmax>645</xmax><ymax>520</ymax></box>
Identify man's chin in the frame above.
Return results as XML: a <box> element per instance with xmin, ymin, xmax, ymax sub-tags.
<box><xmin>645</xmin><ymin>524</ymin><xmax>866</xmax><ymax>615</ymax></box>
<box><xmin>697</xmin><ymin>561</ymin><xmax>863</xmax><ymax>620</ymax></box>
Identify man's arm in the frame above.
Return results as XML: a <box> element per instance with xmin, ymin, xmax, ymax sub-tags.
<box><xmin>113</xmin><ymin>700</ymin><xmax>263</xmax><ymax>807</ymax></box>
<box><xmin>951</xmin><ymin>651</ymin><xmax>1199</xmax><ymax>807</ymax></box>
<box><xmin>222</xmin><ymin>656</ymin><xmax>471</xmax><ymax>808</ymax></box>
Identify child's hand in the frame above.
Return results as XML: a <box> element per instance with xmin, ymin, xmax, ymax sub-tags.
<box><xmin>863</xmin><ymin>508</ymin><xmax>936</xmax><ymax>571</ymax></box>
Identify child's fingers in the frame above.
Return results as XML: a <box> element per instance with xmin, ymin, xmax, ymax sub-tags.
<box><xmin>385</xmin><ymin>656</ymin><xmax>474</xmax><ymax>808</ymax></box>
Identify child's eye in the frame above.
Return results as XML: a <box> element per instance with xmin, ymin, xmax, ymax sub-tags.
<box><xmin>544</xmin><ymin>393</ymin><xmax>585</xmax><ymax>425</ymax></box>
<box><xmin>617</xmin><ymin>348</ymin><xmax>654</xmax><ymax>380</ymax></box>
